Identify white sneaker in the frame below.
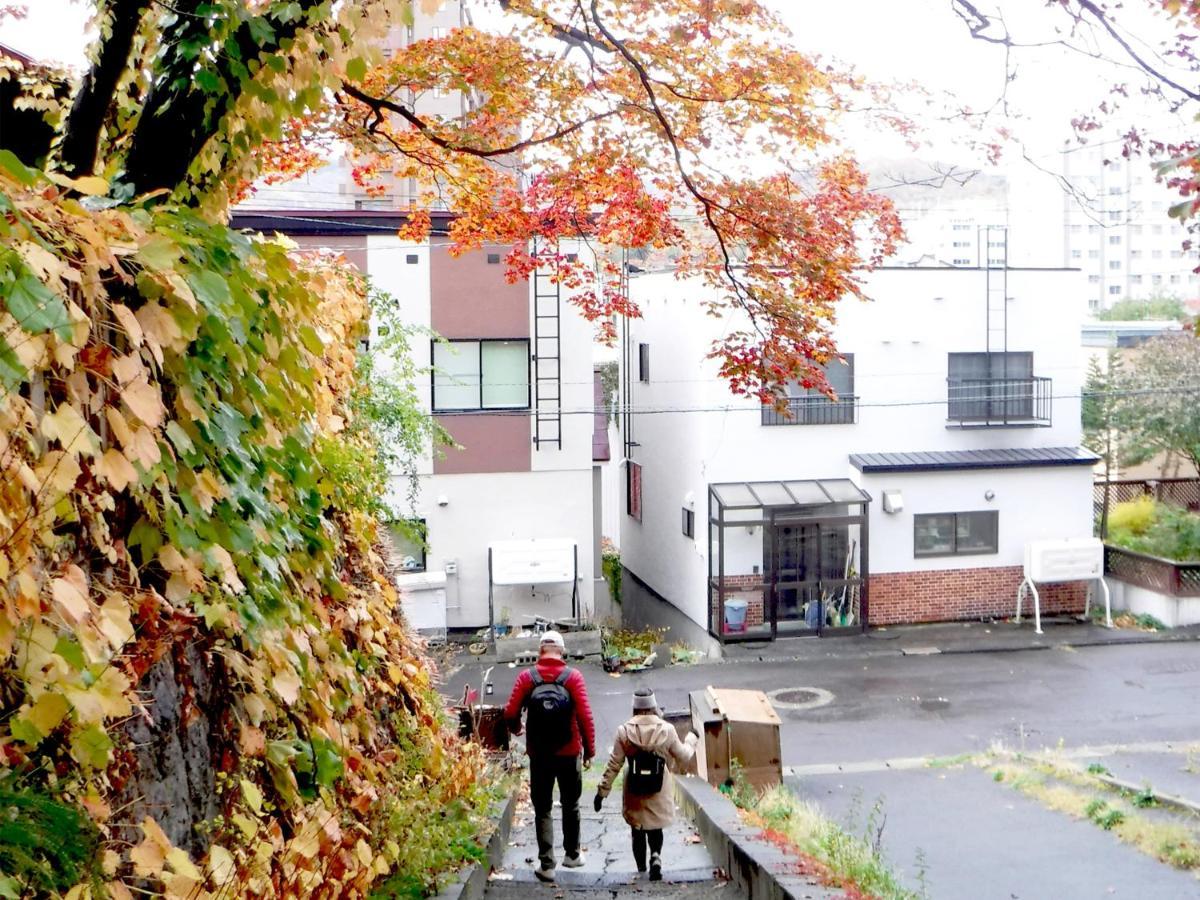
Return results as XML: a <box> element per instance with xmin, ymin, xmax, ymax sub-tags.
<box><xmin>534</xmin><ymin>864</ymin><xmax>556</xmax><ymax>882</ymax></box>
<box><xmin>562</xmin><ymin>853</ymin><xmax>585</xmax><ymax>868</ymax></box>
<box><xmin>649</xmin><ymin>852</ymin><xmax>662</xmax><ymax>882</ymax></box>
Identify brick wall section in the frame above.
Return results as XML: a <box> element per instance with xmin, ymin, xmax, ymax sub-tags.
<box><xmin>711</xmin><ymin>566</ymin><xmax>1086</xmax><ymax>628</ymax></box>
<box><xmin>868</xmin><ymin>566</ymin><xmax>1087</xmax><ymax>625</ymax></box>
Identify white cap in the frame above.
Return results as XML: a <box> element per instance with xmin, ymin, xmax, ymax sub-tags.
<box><xmin>540</xmin><ymin>630</ymin><xmax>566</xmax><ymax>650</ymax></box>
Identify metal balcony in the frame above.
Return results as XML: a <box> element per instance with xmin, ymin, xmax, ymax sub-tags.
<box><xmin>762</xmin><ymin>394</ymin><xmax>858</xmax><ymax>426</ymax></box>
<box><xmin>946</xmin><ymin>376</ymin><xmax>1052</xmax><ymax>427</ymax></box>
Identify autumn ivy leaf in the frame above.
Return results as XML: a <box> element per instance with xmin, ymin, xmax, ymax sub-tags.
<box><xmin>15</xmin><ymin>692</ymin><xmax>72</xmax><ymax>742</ymax></box>
<box><xmin>189</xmin><ymin>269</ymin><xmax>232</xmax><ymax>311</ymax></box>
<box><xmin>5</xmin><ymin>270</ymin><xmax>72</xmax><ymax>340</ymax></box>
<box><xmin>194</xmin><ymin>69</ymin><xmax>222</xmax><ymax>94</ymax></box>
<box><xmin>0</xmin><ymin>335</ymin><xmax>26</xmax><ymax>389</ymax></box>
<box><xmin>70</xmin><ymin>723</ymin><xmax>114</xmax><ymax>768</ymax></box>
<box><xmin>312</xmin><ymin>736</ymin><xmax>344</xmax><ymax>789</ymax></box>
<box><xmin>54</xmin><ymin>635</ymin><xmax>86</xmax><ymax>670</ymax></box>
<box><xmin>346</xmin><ymin>56</ymin><xmax>367</xmax><ymax>82</ymax></box>
<box><xmin>0</xmin><ymin>148</ymin><xmax>36</xmax><ymax>186</ymax></box>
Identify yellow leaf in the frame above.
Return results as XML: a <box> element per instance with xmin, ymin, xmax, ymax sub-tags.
<box><xmin>230</xmin><ymin>813</ymin><xmax>258</xmax><ymax>840</ymax></box>
<box><xmin>127</xmin><ymin>425</ymin><xmax>161</xmax><ymax>468</ymax></box>
<box><xmin>122</xmin><ymin>377</ymin><xmax>166</xmax><ymax>428</ymax></box>
<box><xmin>52</xmin><ymin>564</ymin><xmax>90</xmax><ymax>623</ymax></box>
<box><xmin>96</xmin><ymin>599</ymin><xmax>134</xmax><ymax>649</ymax></box>
<box><xmin>272</xmin><ymin>667</ymin><xmax>302</xmax><ymax>706</ymax></box>
<box><xmin>111</xmin><ymin>303</ymin><xmax>144</xmax><ymax>346</ymax></box>
<box><xmin>137</xmin><ymin>302</ymin><xmax>186</xmax><ymax>354</ymax></box>
<box><xmin>35</xmin><ymin>450</ymin><xmax>82</xmax><ymax>496</ymax></box>
<box><xmin>241</xmin><ymin>778</ymin><xmax>263</xmax><ymax>814</ymax></box>
<box><xmin>105</xmin><ymin>407</ymin><xmax>134</xmax><ymax>447</ymax></box>
<box><xmin>355</xmin><ymin>838</ymin><xmax>373</xmax><ymax>867</ymax></box>
<box><xmin>40</xmin><ymin>403</ymin><xmax>100</xmax><ymax>458</ymax></box>
<box><xmin>130</xmin><ymin>817</ymin><xmax>171</xmax><ymax>877</ymax></box>
<box><xmin>21</xmin><ymin>691</ymin><xmax>70</xmax><ymax>738</ymax></box>
<box><xmin>111</xmin><ymin>352</ymin><xmax>145</xmax><ymax>387</ymax></box>
<box><xmin>92</xmin><ymin>665</ymin><xmax>133</xmax><ymax>718</ymax></box>
<box><xmin>208</xmin><ymin>545</ymin><xmax>244</xmax><ymax>594</ymax></box>
<box><xmin>95</xmin><ymin>447</ymin><xmax>139</xmax><ymax>492</ymax></box>
<box><xmin>105</xmin><ymin>883</ymin><xmax>133</xmax><ymax>900</ymax></box>
<box><xmin>46</xmin><ymin>171</ymin><xmax>109</xmax><ymax>195</ymax></box>
<box><xmin>165</xmin><ymin>846</ymin><xmax>202</xmax><ymax>880</ymax></box>
<box><xmin>207</xmin><ymin>844</ymin><xmax>236</xmax><ymax>886</ymax></box>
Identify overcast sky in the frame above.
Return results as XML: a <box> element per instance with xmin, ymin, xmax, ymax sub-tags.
<box><xmin>1</xmin><ymin>0</ymin><xmax>1190</xmax><ymax>165</ymax></box>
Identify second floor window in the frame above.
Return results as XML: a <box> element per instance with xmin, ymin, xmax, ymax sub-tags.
<box><xmin>762</xmin><ymin>355</ymin><xmax>855</xmax><ymax>426</ymax></box>
<box><xmin>433</xmin><ymin>339</ymin><xmax>529</xmax><ymax>411</ymax></box>
<box><xmin>947</xmin><ymin>351</ymin><xmax>1034</xmax><ymax>421</ymax></box>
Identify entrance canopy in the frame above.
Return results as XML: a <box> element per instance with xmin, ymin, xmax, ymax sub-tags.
<box><xmin>709</xmin><ymin>479</ymin><xmax>871</xmax><ymax>643</ymax></box>
<box><xmin>711</xmin><ymin>479</ymin><xmax>871</xmax><ymax>511</ymax></box>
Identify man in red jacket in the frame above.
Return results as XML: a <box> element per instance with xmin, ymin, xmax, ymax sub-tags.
<box><xmin>504</xmin><ymin>630</ymin><xmax>596</xmax><ymax>882</ymax></box>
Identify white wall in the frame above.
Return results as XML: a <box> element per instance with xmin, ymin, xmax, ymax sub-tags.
<box><xmin>393</xmin><ymin>469</ymin><xmax>595</xmax><ymax>629</ymax></box>
<box><xmin>620</xmin><ymin>265</ymin><xmax>1092</xmax><ymax>632</ymax></box>
<box><xmin>857</xmin><ymin>466</ymin><xmax>1094</xmax><ymax>574</ymax></box>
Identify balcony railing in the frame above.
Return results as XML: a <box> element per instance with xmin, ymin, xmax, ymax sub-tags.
<box><xmin>946</xmin><ymin>376</ymin><xmax>1051</xmax><ymax>427</ymax></box>
<box><xmin>762</xmin><ymin>394</ymin><xmax>858</xmax><ymax>426</ymax></box>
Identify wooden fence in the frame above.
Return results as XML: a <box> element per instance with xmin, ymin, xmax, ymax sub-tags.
<box><xmin>1104</xmin><ymin>545</ymin><xmax>1200</xmax><ymax>597</ymax></box>
<box><xmin>1093</xmin><ymin>478</ymin><xmax>1200</xmax><ymax>522</ymax></box>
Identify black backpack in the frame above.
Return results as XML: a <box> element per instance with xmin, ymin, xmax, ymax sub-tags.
<box><xmin>626</xmin><ymin>747</ymin><xmax>665</xmax><ymax>795</ymax></box>
<box><xmin>525</xmin><ymin>668</ymin><xmax>575</xmax><ymax>751</ymax></box>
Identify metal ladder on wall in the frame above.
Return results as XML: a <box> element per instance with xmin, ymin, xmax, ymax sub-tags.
<box><xmin>982</xmin><ymin>225</ymin><xmax>1009</xmax><ymax>356</ymax></box>
<box><xmin>532</xmin><ymin>240</ymin><xmax>562</xmax><ymax>450</ymax></box>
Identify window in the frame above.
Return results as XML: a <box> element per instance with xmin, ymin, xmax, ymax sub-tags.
<box><xmin>1088</xmin><ymin>225</ymin><xmax>1100</xmax><ymax>234</ymax></box>
<box><xmin>1108</xmin><ymin>260</ymin><xmax>1121</xmax><ymax>270</ymax></box>
<box><xmin>627</xmin><ymin>462</ymin><xmax>642</xmax><ymax>521</ymax></box>
<box><xmin>1170</xmin><ymin>274</ymin><xmax>1181</xmax><ymax>284</ymax></box>
<box><xmin>389</xmin><ymin>519</ymin><xmax>427</xmax><ymax>572</ymax></box>
<box><xmin>762</xmin><ymin>355</ymin><xmax>856</xmax><ymax>426</ymax></box>
<box><xmin>1107</xmin><ymin>211</ymin><xmax>1121</xmax><ymax>223</ymax></box>
<box><xmin>638</xmin><ymin>343</ymin><xmax>650</xmax><ymax>382</ymax></box>
<box><xmin>1108</xmin><ymin>235</ymin><xmax>1122</xmax><ymax>245</ymax></box>
<box><xmin>486</xmin><ymin>253</ymin><xmax>501</xmax><ymax>264</ymax></box>
<box><xmin>682</xmin><ymin>507</ymin><xmax>694</xmax><ymax>539</ymax></box>
<box><xmin>406</xmin><ymin>254</ymin><xmax>419</xmax><ymax>265</ymax></box>
<box><xmin>1109</xmin><ymin>285</ymin><xmax>1122</xmax><ymax>294</ymax></box>
<box><xmin>914</xmin><ymin>511</ymin><xmax>998</xmax><ymax>557</ymax></box>
<box><xmin>1070</xmin><ymin>249</ymin><xmax>1082</xmax><ymax>259</ymax></box>
<box><xmin>1152</xmin><ymin>250</ymin><xmax>1163</xmax><ymax>259</ymax></box>
<box><xmin>1131</xmin><ymin>274</ymin><xmax>1143</xmax><ymax>284</ymax></box>
<box><xmin>952</xmin><ymin>223</ymin><xmax>972</xmax><ymax>231</ymax></box>
<box><xmin>431</xmin><ymin>26</ymin><xmax>448</xmax><ymax>38</ymax></box>
<box><xmin>1131</xmin><ymin>225</ymin><xmax>1143</xmax><ymax>235</ymax></box>
<box><xmin>432</xmin><ymin>339</ymin><xmax>529</xmax><ymax>411</ymax></box>
<box><xmin>947</xmin><ymin>351</ymin><xmax>1033</xmax><ymax>420</ymax></box>
<box><xmin>1153</xmin><ymin>274</ymin><xmax>1163</xmax><ymax>285</ymax></box>
<box><xmin>1088</xmin><ymin>275</ymin><xmax>1100</xmax><ymax>283</ymax></box>
<box><xmin>1088</xmin><ymin>250</ymin><xmax>1099</xmax><ymax>259</ymax></box>
<box><xmin>1130</xmin><ymin>250</ymin><xmax>1142</xmax><ymax>259</ymax></box>
<box><xmin>952</xmin><ymin>241</ymin><xmax>971</xmax><ymax>248</ymax></box>
<box><xmin>1069</xmin><ymin>224</ymin><xmax>1082</xmax><ymax>233</ymax></box>
<box><xmin>952</xmin><ymin>258</ymin><xmax>971</xmax><ymax>265</ymax></box>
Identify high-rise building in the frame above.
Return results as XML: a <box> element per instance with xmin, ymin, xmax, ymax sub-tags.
<box><xmin>1061</xmin><ymin>145</ymin><xmax>1200</xmax><ymax>313</ymax></box>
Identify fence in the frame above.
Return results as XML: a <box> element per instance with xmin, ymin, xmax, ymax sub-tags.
<box><xmin>1093</xmin><ymin>478</ymin><xmax>1200</xmax><ymax>523</ymax></box>
<box><xmin>1104</xmin><ymin>545</ymin><xmax>1200</xmax><ymax>597</ymax></box>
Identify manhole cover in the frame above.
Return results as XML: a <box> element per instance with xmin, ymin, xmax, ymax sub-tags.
<box><xmin>767</xmin><ymin>686</ymin><xmax>834</xmax><ymax>711</ymax></box>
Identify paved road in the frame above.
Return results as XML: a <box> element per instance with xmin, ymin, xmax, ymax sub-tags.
<box><xmin>452</xmin><ymin>641</ymin><xmax>1200</xmax><ymax>899</ymax></box>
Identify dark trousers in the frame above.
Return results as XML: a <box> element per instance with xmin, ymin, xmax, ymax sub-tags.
<box><xmin>529</xmin><ymin>754</ymin><xmax>582</xmax><ymax>868</ymax></box>
<box><xmin>631</xmin><ymin>826</ymin><xmax>664</xmax><ymax>870</ymax></box>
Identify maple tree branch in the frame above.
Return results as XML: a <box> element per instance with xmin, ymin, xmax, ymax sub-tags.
<box><xmin>1075</xmin><ymin>0</ymin><xmax>1200</xmax><ymax>102</ymax></box>
<box><xmin>339</xmin><ymin>82</ymin><xmax>621</xmax><ymax>157</ymax></box>
<box><xmin>584</xmin><ymin>0</ymin><xmax>759</xmax><ymax>329</ymax></box>
<box><xmin>59</xmin><ymin>0</ymin><xmax>153</xmax><ymax>177</ymax></box>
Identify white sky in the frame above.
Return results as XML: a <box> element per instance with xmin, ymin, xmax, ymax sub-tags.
<box><xmin>1</xmin><ymin>0</ymin><xmax>1191</xmax><ymax>166</ymax></box>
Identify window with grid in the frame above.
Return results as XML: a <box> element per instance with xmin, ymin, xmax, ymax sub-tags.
<box><xmin>432</xmin><ymin>340</ymin><xmax>529</xmax><ymax>411</ymax></box>
<box><xmin>914</xmin><ymin>511</ymin><xmax>998</xmax><ymax>557</ymax></box>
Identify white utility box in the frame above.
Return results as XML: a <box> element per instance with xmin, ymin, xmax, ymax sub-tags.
<box><xmin>396</xmin><ymin>570</ymin><xmax>448</xmax><ymax>643</ymax></box>
<box><xmin>1024</xmin><ymin>538</ymin><xmax>1104</xmax><ymax>582</ymax></box>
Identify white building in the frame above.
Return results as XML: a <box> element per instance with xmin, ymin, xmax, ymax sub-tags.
<box><xmin>617</xmin><ymin>262</ymin><xmax>1098</xmax><ymax>647</ymax></box>
<box><xmin>231</xmin><ymin>210</ymin><xmax>600</xmax><ymax>634</ymax></box>
<box><xmin>1061</xmin><ymin>147</ymin><xmax>1200</xmax><ymax>313</ymax></box>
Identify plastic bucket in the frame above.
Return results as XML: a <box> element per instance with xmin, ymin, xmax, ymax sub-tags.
<box><xmin>724</xmin><ymin>598</ymin><xmax>748</xmax><ymax>633</ymax></box>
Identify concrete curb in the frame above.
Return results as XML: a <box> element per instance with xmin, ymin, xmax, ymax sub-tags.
<box><xmin>1088</xmin><ymin>771</ymin><xmax>1200</xmax><ymax>818</ymax></box>
<box><xmin>709</xmin><ymin>629</ymin><xmax>1200</xmax><ymax>667</ymax></box>
<box><xmin>433</xmin><ymin>791</ymin><xmax>519</xmax><ymax>900</ymax></box>
<box><xmin>674</xmin><ymin>776</ymin><xmax>833</xmax><ymax>900</ymax></box>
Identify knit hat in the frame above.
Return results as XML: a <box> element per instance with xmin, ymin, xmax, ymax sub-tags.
<box><xmin>540</xmin><ymin>630</ymin><xmax>565</xmax><ymax>650</ymax></box>
<box><xmin>632</xmin><ymin>687</ymin><xmax>657</xmax><ymax>711</ymax></box>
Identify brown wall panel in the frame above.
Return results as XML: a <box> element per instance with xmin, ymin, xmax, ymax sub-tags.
<box><xmin>430</xmin><ymin>243</ymin><xmax>529</xmax><ymax>338</ymax></box>
<box><xmin>434</xmin><ymin>414</ymin><xmax>531</xmax><ymax>474</ymax></box>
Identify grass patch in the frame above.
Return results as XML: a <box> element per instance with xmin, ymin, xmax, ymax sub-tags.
<box><xmin>926</xmin><ymin>753</ymin><xmax>975</xmax><ymax>769</ymax></box>
<box><xmin>987</xmin><ymin>754</ymin><xmax>1200</xmax><ymax>872</ymax></box>
<box><xmin>726</xmin><ymin>767</ymin><xmax>923</xmax><ymax>900</ymax></box>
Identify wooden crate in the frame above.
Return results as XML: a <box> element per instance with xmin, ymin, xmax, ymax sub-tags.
<box><xmin>689</xmin><ymin>687</ymin><xmax>782</xmax><ymax>790</ymax></box>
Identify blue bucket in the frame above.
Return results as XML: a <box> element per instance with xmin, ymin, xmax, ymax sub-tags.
<box><xmin>724</xmin><ymin>598</ymin><xmax>748</xmax><ymax>633</ymax></box>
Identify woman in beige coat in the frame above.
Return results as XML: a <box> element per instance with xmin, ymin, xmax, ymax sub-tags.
<box><xmin>593</xmin><ymin>687</ymin><xmax>698</xmax><ymax>880</ymax></box>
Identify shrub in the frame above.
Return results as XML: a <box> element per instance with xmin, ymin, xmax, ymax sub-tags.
<box><xmin>1108</xmin><ymin>496</ymin><xmax>1157</xmax><ymax>535</ymax></box>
